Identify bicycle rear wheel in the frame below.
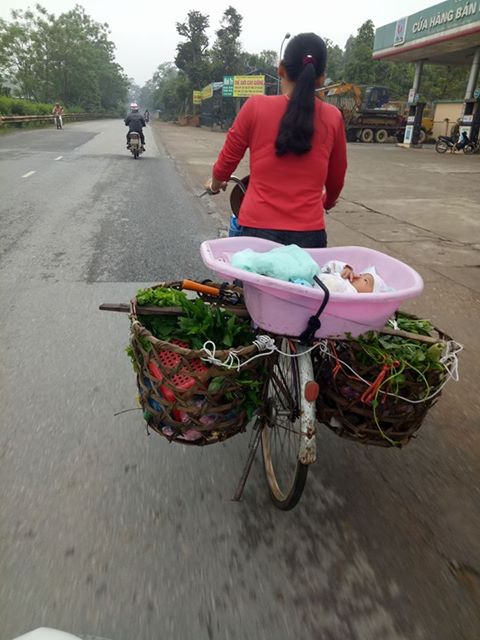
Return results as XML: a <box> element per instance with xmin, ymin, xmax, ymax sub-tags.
<box><xmin>261</xmin><ymin>338</ymin><xmax>311</xmax><ymax>510</ymax></box>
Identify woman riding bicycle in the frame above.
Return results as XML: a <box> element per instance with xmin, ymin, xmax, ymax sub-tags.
<box><xmin>206</xmin><ymin>32</ymin><xmax>347</xmax><ymax>249</ymax></box>
<box><xmin>52</xmin><ymin>102</ymin><xmax>64</xmax><ymax>129</ymax></box>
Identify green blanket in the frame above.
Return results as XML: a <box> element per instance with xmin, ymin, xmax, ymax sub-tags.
<box><xmin>232</xmin><ymin>244</ymin><xmax>319</xmax><ymax>284</ymax></box>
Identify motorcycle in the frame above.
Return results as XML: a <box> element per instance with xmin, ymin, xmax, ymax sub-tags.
<box><xmin>54</xmin><ymin>114</ymin><xmax>63</xmax><ymax>130</ymax></box>
<box><xmin>435</xmin><ymin>134</ymin><xmax>459</xmax><ymax>153</ymax></box>
<box><xmin>435</xmin><ymin>131</ymin><xmax>474</xmax><ymax>154</ymax></box>
<box><xmin>127</xmin><ymin>132</ymin><xmax>143</xmax><ymax>159</ymax></box>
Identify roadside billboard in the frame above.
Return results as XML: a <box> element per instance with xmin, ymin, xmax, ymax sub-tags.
<box><xmin>222</xmin><ymin>75</ymin><xmax>265</xmax><ymax>97</ymax></box>
<box><xmin>201</xmin><ymin>84</ymin><xmax>214</xmax><ymax>100</ymax></box>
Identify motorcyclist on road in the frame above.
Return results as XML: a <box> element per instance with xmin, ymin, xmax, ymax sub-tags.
<box><xmin>125</xmin><ymin>103</ymin><xmax>146</xmax><ymax>150</ymax></box>
<box><xmin>143</xmin><ymin>109</ymin><xmax>150</xmax><ymax>123</ymax></box>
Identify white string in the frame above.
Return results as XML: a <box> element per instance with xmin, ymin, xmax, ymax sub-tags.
<box><xmin>200</xmin><ymin>334</ymin><xmax>462</xmax><ymax>405</ymax></box>
<box><xmin>317</xmin><ymin>339</ymin><xmax>463</xmax><ymax>404</ymax></box>
<box><xmin>201</xmin><ymin>340</ymin><xmax>243</xmax><ymax>371</ymax></box>
<box><xmin>200</xmin><ymin>335</ymin><xmax>321</xmax><ymax>371</ymax></box>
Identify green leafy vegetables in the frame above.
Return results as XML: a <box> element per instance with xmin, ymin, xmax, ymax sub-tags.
<box><xmin>354</xmin><ymin>314</ymin><xmax>444</xmax><ymax>387</ymax></box>
<box><xmin>128</xmin><ymin>286</ymin><xmax>262</xmax><ymax>421</ymax></box>
<box><xmin>344</xmin><ymin>313</ymin><xmax>447</xmax><ymax>445</ymax></box>
<box><xmin>135</xmin><ymin>286</ymin><xmax>255</xmax><ymax>350</ymax></box>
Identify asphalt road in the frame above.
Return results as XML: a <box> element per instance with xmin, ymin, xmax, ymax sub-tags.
<box><xmin>0</xmin><ymin>120</ymin><xmax>479</xmax><ymax>640</ymax></box>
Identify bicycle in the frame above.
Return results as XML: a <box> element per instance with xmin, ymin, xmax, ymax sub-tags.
<box><xmin>102</xmin><ymin>182</ymin><xmax>458</xmax><ymax>511</ymax></box>
<box><xmin>196</xmin><ymin>178</ymin><xmax>423</xmax><ymax>508</ymax></box>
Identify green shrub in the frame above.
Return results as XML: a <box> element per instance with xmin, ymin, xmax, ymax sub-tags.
<box><xmin>0</xmin><ymin>96</ymin><xmax>82</xmax><ymax>116</ymax></box>
<box><xmin>0</xmin><ymin>96</ymin><xmax>12</xmax><ymax>115</ymax></box>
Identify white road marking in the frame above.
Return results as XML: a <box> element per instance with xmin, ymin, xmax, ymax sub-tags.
<box><xmin>22</xmin><ymin>171</ymin><xmax>36</xmax><ymax>178</ymax></box>
<box><xmin>54</xmin><ymin>156</ymin><xmax>63</xmax><ymax>161</ymax></box>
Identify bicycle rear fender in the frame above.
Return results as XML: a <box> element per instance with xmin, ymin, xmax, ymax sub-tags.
<box><xmin>297</xmin><ymin>347</ymin><xmax>317</xmax><ymax>465</ymax></box>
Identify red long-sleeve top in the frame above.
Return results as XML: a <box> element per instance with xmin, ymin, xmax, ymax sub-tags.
<box><xmin>213</xmin><ymin>94</ymin><xmax>347</xmax><ymax>231</ymax></box>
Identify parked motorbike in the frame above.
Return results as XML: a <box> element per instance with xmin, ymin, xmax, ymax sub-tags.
<box><xmin>435</xmin><ymin>134</ymin><xmax>459</xmax><ymax>153</ymax></box>
<box><xmin>435</xmin><ymin>131</ymin><xmax>474</xmax><ymax>154</ymax></box>
<box><xmin>127</xmin><ymin>132</ymin><xmax>143</xmax><ymax>159</ymax></box>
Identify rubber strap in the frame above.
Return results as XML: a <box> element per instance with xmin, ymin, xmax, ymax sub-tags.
<box><xmin>298</xmin><ymin>276</ymin><xmax>330</xmax><ymax>344</ymax></box>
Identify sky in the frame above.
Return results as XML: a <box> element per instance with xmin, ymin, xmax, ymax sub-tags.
<box><xmin>0</xmin><ymin>0</ymin><xmax>439</xmax><ymax>85</ymax></box>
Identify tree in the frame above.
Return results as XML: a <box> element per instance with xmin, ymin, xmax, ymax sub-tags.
<box><xmin>0</xmin><ymin>4</ymin><xmax>128</xmax><ymax>111</ymax></box>
<box><xmin>239</xmin><ymin>49</ymin><xmax>278</xmax><ymax>94</ymax></box>
<box><xmin>139</xmin><ymin>78</ymin><xmax>156</xmax><ymax>110</ymax></box>
<box><xmin>47</xmin><ymin>6</ymin><xmax>128</xmax><ymax>110</ymax></box>
<box><xmin>175</xmin><ymin>10</ymin><xmax>210</xmax><ymax>89</ymax></box>
<box><xmin>147</xmin><ymin>62</ymin><xmax>190</xmax><ymax>119</ymax></box>
<box><xmin>128</xmin><ymin>79</ymin><xmax>141</xmax><ymax>103</ymax></box>
<box><xmin>343</xmin><ymin>20</ymin><xmax>380</xmax><ymax>85</ymax></box>
<box><xmin>420</xmin><ymin>64</ymin><xmax>469</xmax><ymax>101</ymax></box>
<box><xmin>324</xmin><ymin>39</ymin><xmax>344</xmax><ymax>83</ymax></box>
<box><xmin>148</xmin><ymin>13</ymin><xmax>470</xmax><ymax>119</ymax></box>
<box><xmin>0</xmin><ymin>8</ymin><xmax>43</xmax><ymax>100</ymax></box>
<box><xmin>340</xmin><ymin>18</ymin><xmax>469</xmax><ymax>101</ymax></box>
<box><xmin>240</xmin><ymin>49</ymin><xmax>276</xmax><ymax>74</ymax></box>
<box><xmin>341</xmin><ymin>21</ymin><xmax>413</xmax><ymax>98</ymax></box>
<box><xmin>210</xmin><ymin>6</ymin><xmax>243</xmax><ymax>80</ymax></box>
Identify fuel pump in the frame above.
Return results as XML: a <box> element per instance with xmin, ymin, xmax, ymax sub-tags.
<box><xmin>403</xmin><ymin>101</ymin><xmax>426</xmax><ymax>145</ymax></box>
<box><xmin>459</xmin><ymin>96</ymin><xmax>480</xmax><ymax>143</ymax></box>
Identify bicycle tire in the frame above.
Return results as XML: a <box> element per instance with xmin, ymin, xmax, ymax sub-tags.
<box><xmin>261</xmin><ymin>338</ymin><xmax>310</xmax><ymax>510</ymax></box>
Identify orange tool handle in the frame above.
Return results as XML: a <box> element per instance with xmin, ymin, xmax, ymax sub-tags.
<box><xmin>181</xmin><ymin>279</ymin><xmax>221</xmax><ymax>296</ymax></box>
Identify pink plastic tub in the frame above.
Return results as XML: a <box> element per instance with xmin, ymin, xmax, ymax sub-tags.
<box><xmin>200</xmin><ymin>237</ymin><xmax>424</xmax><ymax>338</ymax></box>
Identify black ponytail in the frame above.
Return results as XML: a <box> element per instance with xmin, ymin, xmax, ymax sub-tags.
<box><xmin>275</xmin><ymin>33</ymin><xmax>327</xmax><ymax>157</ymax></box>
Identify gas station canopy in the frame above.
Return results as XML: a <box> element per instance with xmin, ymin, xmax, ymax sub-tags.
<box><xmin>373</xmin><ymin>0</ymin><xmax>480</xmax><ymax>65</ymax></box>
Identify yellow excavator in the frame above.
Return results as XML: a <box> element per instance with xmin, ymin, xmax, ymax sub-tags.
<box><xmin>316</xmin><ymin>82</ymin><xmax>432</xmax><ymax>143</ymax></box>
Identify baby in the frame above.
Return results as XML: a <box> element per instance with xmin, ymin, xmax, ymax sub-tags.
<box><xmin>231</xmin><ymin>244</ymin><xmax>391</xmax><ymax>294</ymax></box>
<box><xmin>316</xmin><ymin>260</ymin><xmax>389</xmax><ymax>294</ymax></box>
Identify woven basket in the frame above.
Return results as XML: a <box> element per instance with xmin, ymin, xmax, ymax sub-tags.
<box><xmin>314</xmin><ymin>318</ymin><xmax>451</xmax><ymax>448</ymax></box>
<box><xmin>129</xmin><ymin>282</ymin><xmax>261</xmax><ymax>446</ymax></box>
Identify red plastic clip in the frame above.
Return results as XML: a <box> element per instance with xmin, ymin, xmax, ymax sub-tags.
<box><xmin>360</xmin><ymin>363</ymin><xmax>390</xmax><ymax>405</ymax></box>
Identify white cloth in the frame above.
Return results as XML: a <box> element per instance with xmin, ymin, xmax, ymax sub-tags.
<box><xmin>320</xmin><ymin>260</ymin><xmax>349</xmax><ymax>276</ymax></box>
<box><xmin>316</xmin><ymin>272</ymin><xmax>358</xmax><ymax>293</ymax></box>
<box><xmin>317</xmin><ymin>260</ymin><xmax>357</xmax><ymax>292</ymax></box>
<box><xmin>318</xmin><ymin>260</ymin><xmax>391</xmax><ymax>294</ymax></box>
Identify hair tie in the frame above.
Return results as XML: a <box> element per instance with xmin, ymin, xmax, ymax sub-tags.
<box><xmin>302</xmin><ymin>54</ymin><xmax>316</xmax><ymax>66</ymax></box>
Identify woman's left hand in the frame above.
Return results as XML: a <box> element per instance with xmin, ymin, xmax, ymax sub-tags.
<box><xmin>204</xmin><ymin>177</ymin><xmax>228</xmax><ymax>194</ymax></box>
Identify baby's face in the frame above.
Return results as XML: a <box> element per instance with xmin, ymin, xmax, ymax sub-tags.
<box><xmin>352</xmin><ymin>273</ymin><xmax>374</xmax><ymax>293</ymax></box>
